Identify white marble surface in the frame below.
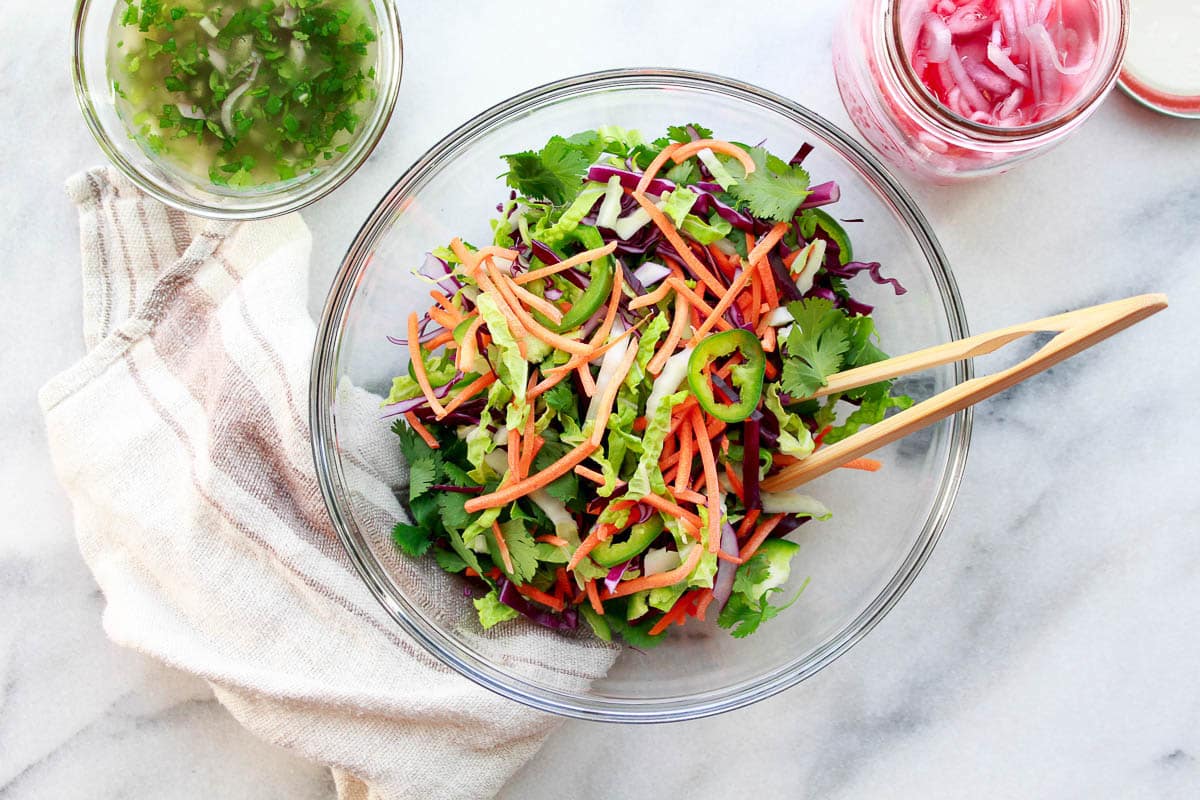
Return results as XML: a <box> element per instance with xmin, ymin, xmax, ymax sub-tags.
<box><xmin>2</xmin><ymin>1</ymin><xmax>1198</xmax><ymax>798</ymax></box>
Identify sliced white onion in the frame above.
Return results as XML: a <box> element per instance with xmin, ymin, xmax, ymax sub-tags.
<box><xmin>220</xmin><ymin>55</ymin><xmax>260</xmax><ymax>137</ymax></box>
<box><xmin>793</xmin><ymin>239</ymin><xmax>826</xmax><ymax>295</ymax></box>
<box><xmin>207</xmin><ymin>47</ymin><xmax>228</xmax><ymax>74</ymax></box>
<box><xmin>585</xmin><ymin>320</ymin><xmax>629</xmax><ymax>422</ymax></box>
<box><xmin>644</xmin><ymin>548</ymin><xmax>682</xmax><ymax>577</ymax></box>
<box><xmin>920</xmin><ymin>12</ymin><xmax>952</xmax><ymax>63</ymax></box>
<box><xmin>199</xmin><ymin>16</ymin><xmax>220</xmax><ymax>37</ymax></box>
<box><xmin>987</xmin><ymin>42</ymin><xmax>1031</xmax><ymax>86</ymax></box>
<box><xmin>632</xmin><ymin>260</ymin><xmax>671</xmax><ymax>287</ymax></box>
<box><xmin>176</xmin><ymin>103</ymin><xmax>206</xmax><ymax>120</ymax></box>
<box><xmin>766</xmin><ymin>306</ymin><xmax>793</xmax><ymax>327</ymax></box>
<box><xmin>595</xmin><ymin>175</ymin><xmax>623</xmax><ymax>230</ymax></box>
<box><xmin>644</xmin><ymin>347</ymin><xmax>692</xmax><ymax>421</ymax></box>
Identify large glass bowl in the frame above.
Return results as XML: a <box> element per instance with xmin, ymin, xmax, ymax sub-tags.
<box><xmin>310</xmin><ymin>69</ymin><xmax>972</xmax><ymax>722</ymax></box>
<box><xmin>72</xmin><ymin>0</ymin><xmax>403</xmax><ymax>219</ymax></box>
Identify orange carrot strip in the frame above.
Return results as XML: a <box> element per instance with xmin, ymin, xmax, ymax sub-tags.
<box><xmin>674</xmin><ymin>421</ymin><xmax>694</xmax><ymax>494</ymax></box>
<box><xmin>648</xmin><ymin>592</ymin><xmax>697</xmax><ymax>636</ymax></box>
<box><xmin>674</xmin><ymin>488</ymin><xmax>707</xmax><ymax>506</ymax></box>
<box><xmin>504</xmin><ymin>275</ymin><xmax>565</xmax><ymax>323</ymax></box>
<box><xmin>669</xmin><ymin>139</ymin><xmax>757</xmax><ymax>175</ymax></box>
<box><xmin>455</xmin><ymin>316</ymin><xmax>484</xmax><ymax>372</ymax></box>
<box><xmin>757</xmin><ymin>252</ymin><xmax>779</xmax><ymax>310</ymax></box>
<box><xmin>407</xmin><ymin>312</ymin><xmax>448</xmax><ymax>417</ymax></box>
<box><xmin>449</xmin><ymin>237</ymin><xmax>477</xmax><ymax>271</ymax></box>
<box><xmin>518</xmin><ymin>407</ymin><xmax>537</xmax><ymax>476</ymax></box>
<box><xmin>601</xmin><ymin>544</ymin><xmax>704</xmax><ymax>600</ymax></box>
<box><xmin>692</xmin><ymin>413</ymin><xmax>722</xmax><ymax>553</ymax></box>
<box><xmin>465</xmin><ymin>441</ymin><xmax>598</xmax><ymax>512</ymax></box>
<box><xmin>428</xmin><ymin>306</ymin><xmax>458</xmax><ymax>330</ymax></box>
<box><xmin>537</xmin><ymin>535</ymin><xmax>571</xmax><ymax>547</ymax></box>
<box><xmin>514</xmin><ymin>582</ymin><xmax>565</xmax><ymax>612</ymax></box>
<box><xmin>746</xmin><ymin>222</ymin><xmax>789</xmax><ymax>267</ymax></box>
<box><xmin>749</xmin><ymin>272</ymin><xmax>762</xmax><ymax>327</ymax></box>
<box><xmin>628</xmin><ymin>279</ymin><xmax>674</xmax><ymax>310</ymax></box>
<box><xmin>707</xmin><ymin>244</ymin><xmax>737</xmax><ymax>277</ymax></box>
<box><xmin>426</xmin><ymin>329</ymin><xmax>456</xmax><ymax>350</ymax></box>
<box><xmin>739</xmin><ymin>514</ymin><xmax>787</xmax><ymax>561</ymax></box>
<box><xmin>464</xmin><ymin>567</ymin><xmax>479</xmax><ymax>578</ymax></box>
<box><xmin>491</xmin><ymin>520</ymin><xmax>515</xmax><ymax>575</ymax></box>
<box><xmin>647</xmin><ymin>292</ymin><xmax>692</xmax><ymax>376</ymax></box>
<box><xmin>632</xmin><ymin>416</ymin><xmax>649</xmax><ymax>432</ymax></box>
<box><xmin>513</xmin><ymin>242</ymin><xmax>618</xmax><ymax>285</ymax></box>
<box><xmin>840</xmin><ymin>457</ymin><xmax>883</xmax><ymax>472</ymax></box>
<box><xmin>705</xmin><ymin>415</ymin><xmax>726</xmax><ymax>440</ymax></box>
<box><xmin>577</xmin><ymin>363</ymin><xmax>597</xmax><ymax>397</ymax></box>
<box><xmin>634</xmin><ymin>193</ymin><xmax>726</xmax><ymax>296</ymax></box>
<box><xmin>554</xmin><ymin>567</ymin><xmax>572</xmax><ymax>599</ymax></box>
<box><xmin>735</xmin><ymin>508</ymin><xmax>762</xmax><ymax>540</ymax></box>
<box><xmin>496</xmin><ymin>270</ymin><xmax>594</xmax><ymax>355</ymax></box>
<box><xmin>403</xmin><ymin>412</ymin><xmax>439</xmax><ymax>450</ymax></box>
<box><xmin>586</xmin><ymin>580</ymin><xmax>605</xmax><ymax>615</ymax></box>
<box><xmin>430</xmin><ymin>289</ymin><xmax>457</xmax><ymax>314</ymax></box>
<box><xmin>664</xmin><ymin>277</ymin><xmax>729</xmax><ymax>328</ymax></box>
<box><xmin>475</xmin><ymin>261</ymin><xmax>528</xmax><ymax>359</ymax></box>
<box><xmin>507</xmin><ymin>428</ymin><xmax>521</xmax><ymax>479</ymax></box>
<box><xmin>573</xmin><ymin>465</ymin><xmax>610</xmax><ymax>487</ymax></box>
<box><xmin>639</xmin><ymin>493</ymin><xmax>703</xmax><ymax>531</ymax></box>
<box><xmin>637</xmin><ymin>142</ymin><xmax>681</xmax><ymax>194</ymax></box>
<box><xmin>438</xmin><ymin>372</ymin><xmax>497</xmax><ymax>419</ymax></box>
<box><xmin>568</xmin><ymin>523</ymin><xmax>612</xmax><ymax>571</ymax></box>
<box><xmin>694</xmin><ymin>589</ymin><xmax>716</xmax><ymax>621</ymax></box>
<box><xmin>589</xmin><ymin>342</ymin><xmax>641</xmax><ymax>446</ymax></box>
<box><xmin>762</xmin><ymin>325</ymin><xmax>777</xmax><ymax>353</ymax></box>
<box><xmin>724</xmin><ymin>461</ymin><xmax>745</xmax><ymax>504</ymax></box>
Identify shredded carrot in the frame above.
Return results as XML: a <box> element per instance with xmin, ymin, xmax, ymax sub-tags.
<box><xmin>639</xmin><ymin>493</ymin><xmax>703</xmax><ymax>532</ymax></box>
<box><xmin>537</xmin><ymin>534</ymin><xmax>571</xmax><ymax>547</ymax></box>
<box><xmin>840</xmin><ymin>457</ymin><xmax>883</xmax><ymax>472</ymax></box>
<box><xmin>723</xmin><ymin>461</ymin><xmax>745</xmax><ymax>503</ymax></box>
<box><xmin>449</xmin><ymin>237</ymin><xmax>476</xmax><ymax>270</ymax></box>
<box><xmin>664</xmin><ymin>276</ymin><xmax>729</xmax><ymax>328</ymax></box>
<box><xmin>455</xmin><ymin>316</ymin><xmax>484</xmax><ymax>372</ymax></box>
<box><xmin>403</xmin><ymin>412</ymin><xmax>439</xmax><ymax>450</ymax></box>
<box><xmin>660</xmin><ymin>429</ymin><xmax>677</xmax><ymax>463</ymax></box>
<box><xmin>464</xmin><ymin>567</ymin><xmax>479</xmax><ymax>578</ymax></box>
<box><xmin>634</xmin><ymin>193</ymin><xmax>727</xmax><ymax>296</ymax></box>
<box><xmin>465</xmin><ymin>441</ymin><xmax>598</xmax><ymax>512</ymax></box>
<box><xmin>692</xmin><ymin>413</ymin><xmax>722</xmax><ymax>553</ymax></box>
<box><xmin>601</xmin><ymin>544</ymin><xmax>704</xmax><ymax>599</ymax></box>
<box><xmin>647</xmin><ymin>292</ymin><xmax>692</xmax><ymax>376</ymax></box>
<box><xmin>694</xmin><ymin>589</ymin><xmax>716</xmax><ymax>621</ymax></box>
<box><xmin>428</xmin><ymin>306</ymin><xmax>458</xmax><ymax>330</ymax></box>
<box><xmin>568</xmin><ymin>523</ymin><xmax>614</xmax><ymax>571</ymax></box>
<box><xmin>438</xmin><ymin>372</ymin><xmax>496</xmax><ymax>419</ymax></box>
<box><xmin>632</xmin><ymin>416</ymin><xmax>649</xmax><ymax>432</ymax></box>
<box><xmin>573</xmin><ymin>465</ymin><xmax>610</xmax><ymax>487</ymax></box>
<box><xmin>673</xmin><ymin>488</ymin><xmax>707</xmax><ymax>506</ymax></box>
<box><xmin>554</xmin><ymin>567</ymin><xmax>572</xmax><ymax>599</ymax></box>
<box><xmin>589</xmin><ymin>342</ymin><xmax>640</xmax><ymax>446</ymax></box>
<box><xmin>636</xmin><ymin>142</ymin><xmax>681</xmax><ymax>194</ymax></box>
<box><xmin>426</xmin><ymin>329</ymin><xmax>457</xmax><ymax>350</ymax></box>
<box><xmin>707</xmin><ymin>244</ymin><xmax>737</xmax><ymax>278</ymax></box>
<box><xmin>497</xmin><ymin>274</ymin><xmax>595</xmax><ymax>356</ymax></box>
<box><xmin>474</xmin><ymin>244</ymin><xmax>520</xmax><ymax>265</ymax></box>
<box><xmin>503</xmin><ymin>275</ymin><xmax>565</xmax><ymax>323</ymax></box>
<box><xmin>783</xmin><ymin>247</ymin><xmax>804</xmax><ymax>270</ymax></box>
<box><xmin>475</xmin><ymin>261</ymin><xmax>528</xmax><ymax>359</ymax></box>
<box><xmin>491</xmin><ymin>520</ymin><xmax>515</xmax><ymax>575</ymax></box>
<box><xmin>430</xmin><ymin>289</ymin><xmax>457</xmax><ymax>314</ymax></box>
<box><xmin>762</xmin><ymin>325</ymin><xmax>777</xmax><ymax>353</ymax></box>
<box><xmin>507</xmin><ymin>427</ymin><xmax>521</xmax><ymax>479</ymax></box>
<box><xmin>813</xmin><ymin>424</ymin><xmax>833</xmax><ymax>449</ymax></box>
<box><xmin>513</xmin><ymin>242</ymin><xmax>618</xmax><ymax>285</ymax></box>
<box><xmin>518</xmin><ymin>406</ymin><xmax>537</xmax><ymax>476</ymax></box>
<box><xmin>514</xmin><ymin>582</ymin><xmax>565</xmax><ymax>612</ymax></box>
<box><xmin>739</xmin><ymin>514</ymin><xmax>786</xmax><ymax>561</ymax></box>
<box><xmin>772</xmin><ymin>453</ymin><xmax>800</xmax><ymax>467</ymax></box>
<box><xmin>407</xmin><ymin>312</ymin><xmax>448</xmax><ymax>417</ymax></box>
<box><xmin>628</xmin><ymin>279</ymin><xmax>674</xmax><ymax>310</ymax></box>
<box><xmin>746</xmin><ymin>222</ymin><xmax>789</xmax><ymax>267</ymax></box>
<box><xmin>669</xmin><ymin>139</ymin><xmax>757</xmax><ymax>175</ymax></box>
<box><xmin>674</xmin><ymin>421</ymin><xmax>694</xmax><ymax>494</ymax></box>
<box><xmin>648</xmin><ymin>590</ymin><xmax>700</xmax><ymax>636</ymax></box>
<box><xmin>577</xmin><ymin>363</ymin><xmax>597</xmax><ymax>396</ymax></box>
<box><xmin>757</xmin><ymin>252</ymin><xmax>779</xmax><ymax>310</ymax></box>
<box><xmin>585</xmin><ymin>579</ymin><xmax>605</xmax><ymax>615</ymax></box>
<box><xmin>735</xmin><ymin>508</ymin><xmax>762</xmax><ymax>540</ymax></box>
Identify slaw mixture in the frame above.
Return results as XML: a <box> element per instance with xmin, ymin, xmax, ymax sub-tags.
<box><xmin>385</xmin><ymin>124</ymin><xmax>910</xmax><ymax>645</ymax></box>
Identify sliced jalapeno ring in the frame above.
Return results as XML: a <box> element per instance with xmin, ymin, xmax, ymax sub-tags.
<box><xmin>686</xmin><ymin>329</ymin><xmax>766</xmax><ymax>423</ymax></box>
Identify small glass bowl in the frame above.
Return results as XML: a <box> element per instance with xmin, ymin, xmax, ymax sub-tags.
<box><xmin>72</xmin><ymin>0</ymin><xmax>403</xmax><ymax>219</ymax></box>
<box><xmin>310</xmin><ymin>69</ymin><xmax>973</xmax><ymax>722</ymax></box>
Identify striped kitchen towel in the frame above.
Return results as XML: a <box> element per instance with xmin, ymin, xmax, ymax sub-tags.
<box><xmin>39</xmin><ymin>167</ymin><xmax>616</xmax><ymax>800</ymax></box>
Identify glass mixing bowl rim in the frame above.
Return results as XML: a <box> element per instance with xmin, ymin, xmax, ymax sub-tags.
<box><xmin>309</xmin><ymin>67</ymin><xmax>973</xmax><ymax>723</ymax></box>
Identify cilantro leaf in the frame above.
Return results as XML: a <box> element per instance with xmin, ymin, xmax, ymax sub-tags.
<box><xmin>729</xmin><ymin>147</ymin><xmax>812</xmax><ymax>221</ymax></box>
<box><xmin>532</xmin><ymin>440</ymin><xmax>579</xmax><ymax>504</ymax></box>
<box><xmin>605</xmin><ymin>613</ymin><xmax>668</xmax><ymax>649</ymax></box>
<box><xmin>488</xmin><ymin>519</ymin><xmax>539</xmax><ymax>584</ymax></box>
<box><xmin>502</xmin><ymin>133</ymin><xmax>601</xmax><ymax>204</ymax></box>
<box><xmin>391</xmin><ymin>522</ymin><xmax>432</xmax><ymax>558</ymax></box>
<box><xmin>824</xmin><ymin>392</ymin><xmax>914</xmax><ymax>445</ymax></box>
<box><xmin>408</xmin><ymin>456</ymin><xmax>439</xmax><ymax>500</ymax></box>
<box><xmin>717</xmin><ymin>580</ymin><xmax>809</xmax><ymax>638</ymax></box>
<box><xmin>392</xmin><ymin>418</ymin><xmax>437</xmax><ymax>466</ymax></box>
<box><xmin>652</xmin><ymin>122</ymin><xmax>715</xmax><ymax>149</ymax></box>
<box><xmin>435</xmin><ymin>491</ymin><xmax>473</xmax><ymax>531</ymax></box>
<box><xmin>781</xmin><ymin>298</ymin><xmax>851</xmax><ymax>398</ymax></box>
<box><xmin>433</xmin><ymin>547</ymin><xmax>468</xmax><ymax>573</ymax></box>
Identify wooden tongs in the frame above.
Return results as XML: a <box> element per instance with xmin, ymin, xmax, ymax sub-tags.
<box><xmin>759</xmin><ymin>293</ymin><xmax>1168</xmax><ymax>493</ymax></box>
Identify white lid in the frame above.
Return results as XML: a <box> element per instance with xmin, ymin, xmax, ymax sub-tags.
<box><xmin>1119</xmin><ymin>0</ymin><xmax>1200</xmax><ymax>118</ymax></box>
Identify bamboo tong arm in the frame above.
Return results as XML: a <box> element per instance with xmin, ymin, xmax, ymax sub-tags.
<box><xmin>759</xmin><ymin>294</ymin><xmax>1168</xmax><ymax>494</ymax></box>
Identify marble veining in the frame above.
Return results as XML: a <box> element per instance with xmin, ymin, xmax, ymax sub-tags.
<box><xmin>2</xmin><ymin>1</ymin><xmax>1197</xmax><ymax>798</ymax></box>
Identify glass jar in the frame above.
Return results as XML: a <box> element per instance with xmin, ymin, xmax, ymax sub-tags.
<box><xmin>833</xmin><ymin>0</ymin><xmax>1129</xmax><ymax>182</ymax></box>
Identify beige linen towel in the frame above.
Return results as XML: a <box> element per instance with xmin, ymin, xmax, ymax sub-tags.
<box><xmin>39</xmin><ymin>167</ymin><xmax>616</xmax><ymax>799</ymax></box>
